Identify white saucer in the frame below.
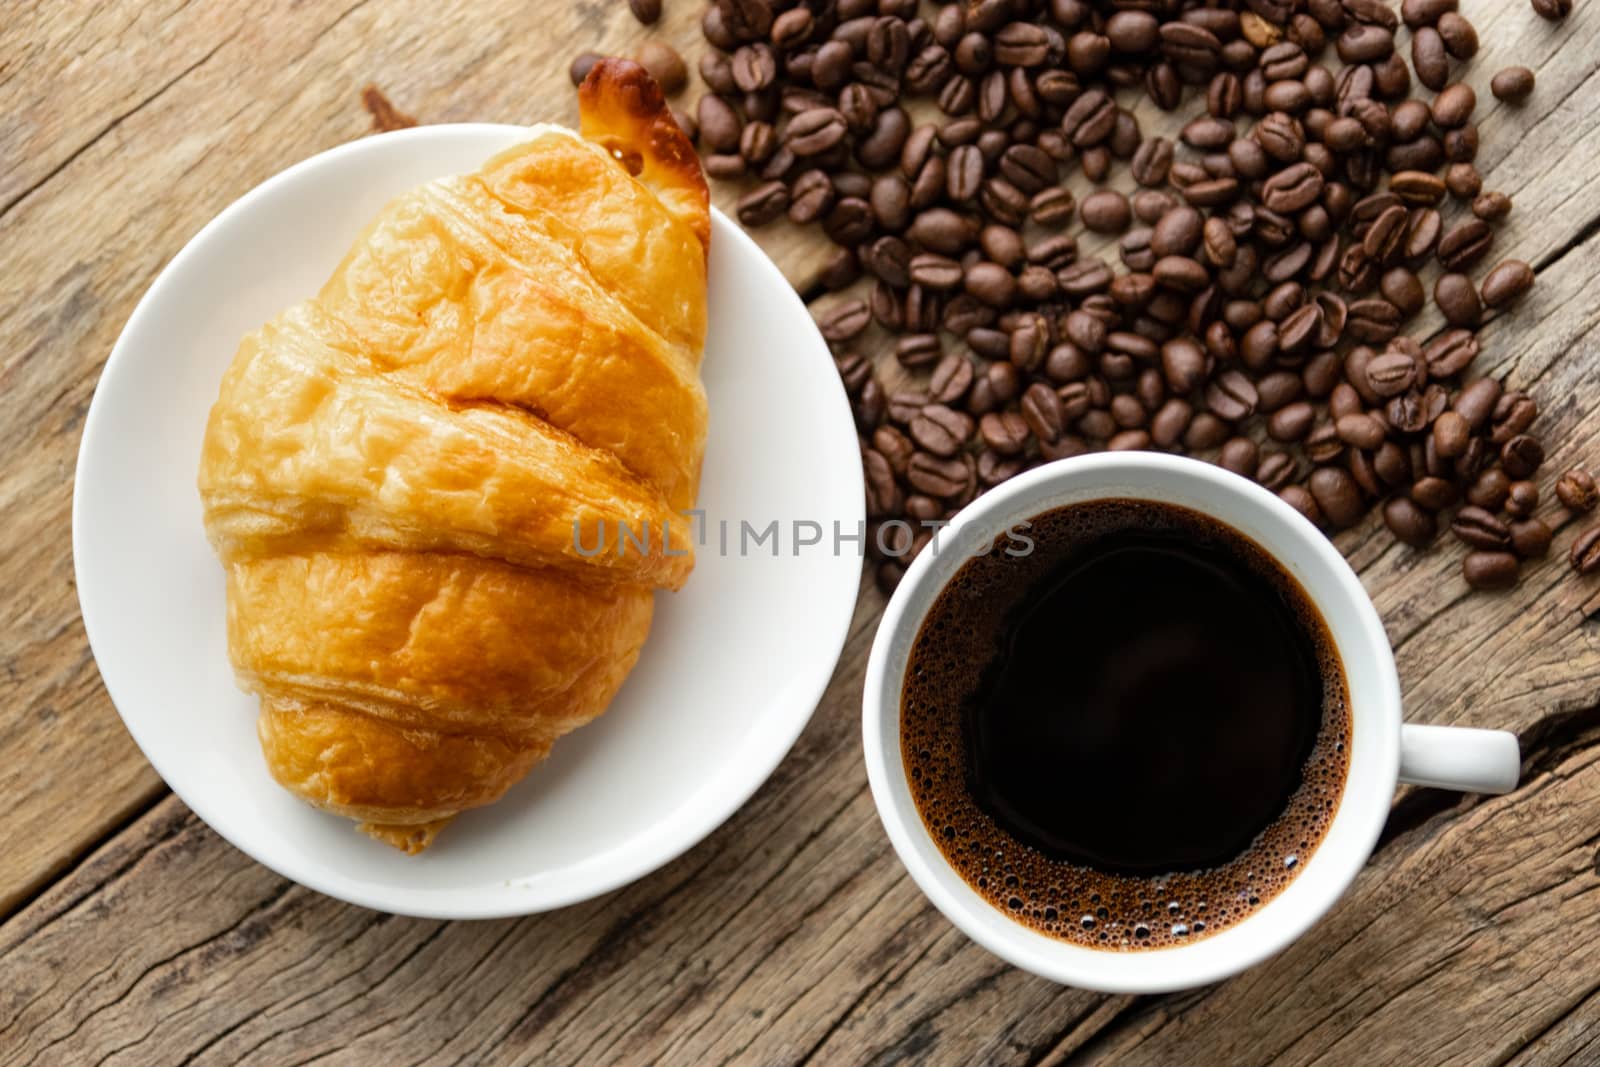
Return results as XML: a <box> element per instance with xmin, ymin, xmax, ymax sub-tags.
<box><xmin>72</xmin><ymin>124</ymin><xmax>864</xmax><ymax>918</ymax></box>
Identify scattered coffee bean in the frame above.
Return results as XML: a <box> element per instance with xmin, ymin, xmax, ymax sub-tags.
<box><xmin>1531</xmin><ymin>0</ymin><xmax>1572</xmax><ymax>20</ymax></box>
<box><xmin>1508</xmin><ymin>518</ymin><xmax>1552</xmax><ymax>559</ymax></box>
<box><xmin>1480</xmin><ymin>260</ymin><xmax>1535</xmax><ymax>309</ymax></box>
<box><xmin>1570</xmin><ymin>525</ymin><xmax>1600</xmax><ymax>575</ymax></box>
<box><xmin>1081</xmin><ymin>190</ymin><xmax>1132</xmax><ymax>233</ymax></box>
<box><xmin>688</xmin><ymin>0</ymin><xmax>1559</xmax><ymax>590</ymax></box>
<box><xmin>1464</xmin><ymin>550</ymin><xmax>1519</xmax><ymax>590</ymax></box>
<box><xmin>1502</xmin><ymin>434</ymin><xmax>1545</xmax><ymax>479</ymax></box>
<box><xmin>1434</xmin><ymin>273</ymin><xmax>1482</xmax><ymax>327</ymax></box>
<box><xmin>628</xmin><ymin>0</ymin><xmax>661</xmax><ymax>24</ymax></box>
<box><xmin>1506</xmin><ymin>480</ymin><xmax>1540</xmax><ymax>519</ymax></box>
<box><xmin>570</xmin><ymin>52</ymin><xmax>603</xmax><ymax>87</ymax></box>
<box><xmin>1556</xmin><ymin>469</ymin><xmax>1599</xmax><ymax>513</ymax></box>
<box><xmin>1385</xmin><ymin>496</ymin><xmax>1437</xmax><ymax>547</ymax></box>
<box><xmin>637</xmin><ymin>42</ymin><xmax>687</xmax><ymax>96</ymax></box>
<box><xmin>1491</xmin><ymin>67</ymin><xmax>1536</xmax><ymax>103</ymax></box>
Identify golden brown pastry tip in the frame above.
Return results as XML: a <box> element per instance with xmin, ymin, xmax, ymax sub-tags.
<box><xmin>578</xmin><ymin>58</ymin><xmax>709</xmax><ymax>253</ymax></box>
<box><xmin>199</xmin><ymin>65</ymin><xmax>708</xmax><ymax>852</ymax></box>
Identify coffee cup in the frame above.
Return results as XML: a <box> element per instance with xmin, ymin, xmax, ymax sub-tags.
<box><xmin>862</xmin><ymin>451</ymin><xmax>1520</xmax><ymax>992</ymax></box>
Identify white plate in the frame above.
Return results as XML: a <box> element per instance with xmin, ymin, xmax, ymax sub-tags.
<box><xmin>72</xmin><ymin>124</ymin><xmax>864</xmax><ymax>918</ymax></box>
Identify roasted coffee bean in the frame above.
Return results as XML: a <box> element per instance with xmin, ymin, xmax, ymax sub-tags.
<box><xmin>1463</xmin><ymin>551</ymin><xmax>1518</xmax><ymax>589</ymax></box>
<box><xmin>1432</xmin><ymin>410</ymin><xmax>1470</xmax><ymax>458</ymax></box>
<box><xmin>1303</xmin><ymin>420</ymin><xmax>1343</xmax><ymax>463</ymax></box>
<box><xmin>1491</xmin><ymin>391</ymin><xmax>1538</xmax><ymax>444</ymax></box>
<box><xmin>1268</xmin><ymin>402</ymin><xmax>1315</xmax><ymax>442</ymax></box>
<box><xmin>1571</xmin><ymin>524</ymin><xmax>1600</xmax><ymax>574</ymax></box>
<box><xmin>1362</xmin><ymin>205</ymin><xmax>1408</xmax><ymax>265</ymax></box>
<box><xmin>1020</xmin><ymin>382</ymin><xmax>1066</xmax><ymax>442</ymax></box>
<box><xmin>738</xmin><ymin>180</ymin><xmax>790</xmax><ymax>226</ymax></box>
<box><xmin>1261</xmin><ymin>162</ymin><xmax>1325</xmax><ymax>214</ymax></box>
<box><xmin>634</xmin><ymin>42</ymin><xmax>687</xmax><ymax>95</ymax></box>
<box><xmin>894</xmin><ymin>334</ymin><xmax>942</xmax><ymax>370</ymax></box>
<box><xmin>1180</xmin><ymin>412</ymin><xmax>1228</xmax><ymax>451</ymax></box>
<box><xmin>1445</xmin><ymin>163</ymin><xmax>1482</xmax><ymax>200</ymax></box>
<box><xmin>1309</xmin><ymin>465</ymin><xmax>1362</xmax><ymax>526</ymax></box>
<box><xmin>790</xmin><ymin>107</ymin><xmax>857</xmax><ymax>157</ymax></box>
<box><xmin>986</xmin><ymin>360</ymin><xmax>1023</xmax><ymax>404</ymax></box>
<box><xmin>1433</xmin><ymin>10</ymin><xmax>1478</xmax><ymax>56</ymax></box>
<box><xmin>924</xmin><ymin>356</ymin><xmax>972</xmax><ymax>408</ymax></box>
<box><xmin>1423</xmin><ymin>329</ymin><xmax>1479</xmax><ymax>379</ymax></box>
<box><xmin>1501</xmin><ymin>434</ymin><xmax>1545</xmax><ymax>479</ymax></box>
<box><xmin>907</xmin><ymin>451</ymin><xmax>972</xmax><ymax>498</ymax></box>
<box><xmin>910</xmin><ymin>404</ymin><xmax>974</xmax><ymax>457</ymax></box>
<box><xmin>1131</xmin><ymin>137</ymin><xmax>1174</xmax><ymax>187</ymax></box>
<box><xmin>860</xmin><ymin>235</ymin><xmax>909</xmax><ymax>287</ymax></box>
<box><xmin>1410</xmin><ymin>475</ymin><xmax>1457</xmax><ymax>511</ymax></box>
<box><xmin>1453</xmin><ymin>505</ymin><xmax>1512</xmax><ymax>549</ymax></box>
<box><xmin>1384</xmin><ymin>496</ymin><xmax>1437</xmax><ymax>546</ymax></box>
<box><xmin>1390</xmin><ymin>171</ymin><xmax>1446</xmax><ymax>207</ymax></box>
<box><xmin>1452</xmin><ymin>381</ymin><xmax>1500</xmax><ymax>433</ymax></box>
<box><xmin>1480</xmin><ymin>260</ymin><xmax>1535</xmax><ymax>309</ymax></box>
<box><xmin>872</xmin><ymin>426</ymin><xmax>914</xmax><ymax>480</ymax></box>
<box><xmin>863</xmin><ymin>449</ymin><xmax>901</xmax><ymax>517</ymax></box>
<box><xmin>1434</xmin><ymin>272</ymin><xmax>1482</xmax><ymax>327</ymax></box>
<box><xmin>909</xmin><ymin>252</ymin><xmax>964</xmax><ymax>291</ymax></box>
<box><xmin>1471</xmin><ymin>191</ymin><xmax>1512</xmax><ymax>223</ymax></box>
<box><xmin>977</xmin><ymin>411</ymin><xmax>1029</xmax><ymax>456</ymax></box>
<box><xmin>1347</xmin><ymin>299</ymin><xmax>1401</xmax><ymax>343</ymax></box>
<box><xmin>1438</xmin><ymin>218</ymin><xmax>1493</xmax><ymax>270</ymax></box>
<box><xmin>824</xmin><ymin>197</ymin><xmax>874</xmax><ymax>244</ymax></box>
<box><xmin>569</xmin><ymin>52</ymin><xmax>603</xmax><ymax>87</ymax></box>
<box><xmin>965</xmin><ymin>261</ymin><xmax>1018</xmax><ymax>307</ymax></box>
<box><xmin>1532</xmin><ymin>0</ymin><xmax>1572</xmax><ymax>20</ymax></box>
<box><xmin>1108</xmin><ymin>394</ymin><xmax>1146</xmax><ymax>430</ymax></box>
<box><xmin>1467</xmin><ymin>467</ymin><xmax>1512</xmax><ymax>510</ymax></box>
<box><xmin>1205</xmin><ymin>370</ymin><xmax>1259</xmax><ymax>420</ymax></box>
<box><xmin>698</xmin><ymin>95</ymin><xmax>742</xmax><ymax>152</ymax></box>
<box><xmin>1104</xmin><ymin>429</ymin><xmax>1150</xmax><ymax>451</ymax></box>
<box><xmin>1081</xmin><ymin>190</ymin><xmax>1132</xmax><ymax>233</ymax></box>
<box><xmin>818</xmin><ymin>299</ymin><xmax>870</xmax><ymax>343</ymax></box>
<box><xmin>1219</xmin><ymin>437</ymin><xmax>1260</xmax><ymax>478</ymax></box>
<box><xmin>1062</xmin><ymin>89</ymin><xmax>1117</xmax><ymax>146</ymax></box>
<box><xmin>908</xmin><ymin>208</ymin><xmax>978</xmax><ymax>255</ymax></box>
<box><xmin>1506</xmin><ymin>480</ymin><xmax>1540</xmax><ymax>519</ymax></box>
<box><xmin>1410</xmin><ymin>28</ymin><xmax>1448</xmax><ymax>91</ymax></box>
<box><xmin>854</xmin><ymin>379</ymin><xmax>886</xmax><ymax>432</ymax></box>
<box><xmin>1556</xmin><ymin>469</ymin><xmax>1599</xmax><ymax>513</ymax></box>
<box><xmin>1510</xmin><ymin>519</ymin><xmax>1553</xmax><ymax>559</ymax></box>
<box><xmin>1404</xmin><ymin>208</ymin><xmax>1442</xmax><ymax>262</ymax></box>
<box><xmin>704</xmin><ymin>153</ymin><xmax>747</xmax><ymax>180</ymax></box>
<box><xmin>1010</xmin><ymin>319</ymin><xmax>1048</xmax><ymax>371</ymax></box>
<box><xmin>1381</xmin><ymin>268</ymin><xmax>1426</xmax><ymax>317</ymax></box>
<box><xmin>1401</xmin><ymin>0</ymin><xmax>1456</xmax><ymax>26</ymax></box>
<box><xmin>1335</xmin><ymin>412</ymin><xmax>1386</xmax><ymax>449</ymax></box>
<box><xmin>1276</xmin><ymin>484</ymin><xmax>1321</xmax><ymax>524</ymax></box>
<box><xmin>1432</xmin><ymin>83</ymin><xmax>1476</xmax><ymax>128</ymax></box>
<box><xmin>739</xmin><ymin>120</ymin><xmax>778</xmax><ymax>166</ymax></box>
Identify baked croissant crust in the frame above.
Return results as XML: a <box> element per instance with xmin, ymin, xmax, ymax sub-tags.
<box><xmin>197</xmin><ymin>59</ymin><xmax>709</xmax><ymax>853</ymax></box>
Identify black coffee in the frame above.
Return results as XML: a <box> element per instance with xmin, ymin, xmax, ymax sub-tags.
<box><xmin>903</xmin><ymin>500</ymin><xmax>1350</xmax><ymax>950</ymax></box>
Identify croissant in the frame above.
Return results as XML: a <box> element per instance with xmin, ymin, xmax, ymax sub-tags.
<box><xmin>197</xmin><ymin>60</ymin><xmax>709</xmax><ymax>853</ymax></box>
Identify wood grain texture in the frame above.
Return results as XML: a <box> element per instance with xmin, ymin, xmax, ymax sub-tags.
<box><xmin>1</xmin><ymin>0</ymin><xmax>1599</xmax><ymax>1063</ymax></box>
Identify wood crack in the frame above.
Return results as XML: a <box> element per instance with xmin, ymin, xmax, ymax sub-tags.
<box><xmin>0</xmin><ymin>29</ymin><xmax>237</xmax><ymax>225</ymax></box>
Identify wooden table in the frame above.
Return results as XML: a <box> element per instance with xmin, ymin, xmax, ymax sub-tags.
<box><xmin>4</xmin><ymin>1</ymin><xmax>1599</xmax><ymax>1063</ymax></box>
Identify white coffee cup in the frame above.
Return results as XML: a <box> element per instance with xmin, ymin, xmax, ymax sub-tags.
<box><xmin>862</xmin><ymin>452</ymin><xmax>1520</xmax><ymax>992</ymax></box>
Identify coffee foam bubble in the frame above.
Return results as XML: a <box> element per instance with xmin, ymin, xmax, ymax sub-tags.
<box><xmin>901</xmin><ymin>500</ymin><xmax>1352</xmax><ymax>951</ymax></box>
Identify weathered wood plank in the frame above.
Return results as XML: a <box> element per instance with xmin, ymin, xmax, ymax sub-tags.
<box><xmin>2</xmin><ymin>0</ymin><xmax>1600</xmax><ymax>1062</ymax></box>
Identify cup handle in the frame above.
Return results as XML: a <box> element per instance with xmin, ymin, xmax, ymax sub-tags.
<box><xmin>1398</xmin><ymin>724</ymin><xmax>1520</xmax><ymax>794</ymax></box>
